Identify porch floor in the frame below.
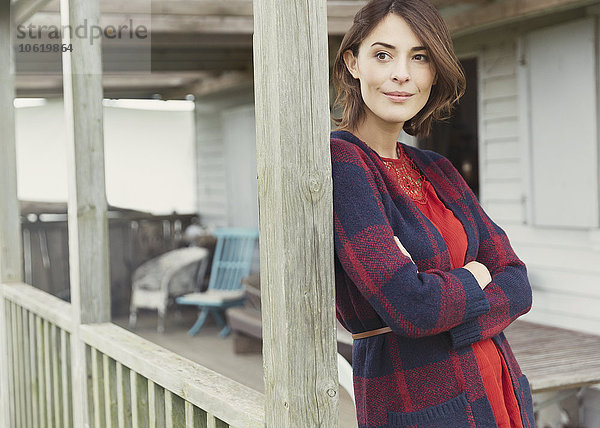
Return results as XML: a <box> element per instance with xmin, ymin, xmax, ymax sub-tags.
<box><xmin>113</xmin><ymin>307</ymin><xmax>358</xmax><ymax>427</ymax></box>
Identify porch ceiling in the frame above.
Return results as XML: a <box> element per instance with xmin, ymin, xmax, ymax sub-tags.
<box><xmin>12</xmin><ymin>0</ymin><xmax>598</xmax><ymax>99</ymax></box>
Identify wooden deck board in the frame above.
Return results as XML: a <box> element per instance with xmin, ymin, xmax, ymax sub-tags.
<box><xmin>505</xmin><ymin>320</ymin><xmax>600</xmax><ymax>393</ymax></box>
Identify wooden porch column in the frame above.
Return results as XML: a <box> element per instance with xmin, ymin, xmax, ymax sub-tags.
<box><xmin>60</xmin><ymin>0</ymin><xmax>110</xmax><ymax>426</ymax></box>
<box><xmin>0</xmin><ymin>3</ymin><xmax>23</xmax><ymax>427</ymax></box>
<box><xmin>0</xmin><ymin>0</ymin><xmax>23</xmax><ymax>286</ymax></box>
<box><xmin>253</xmin><ymin>0</ymin><xmax>339</xmax><ymax>426</ymax></box>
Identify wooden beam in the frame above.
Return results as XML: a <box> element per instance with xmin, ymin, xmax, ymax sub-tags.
<box><xmin>25</xmin><ymin>11</ymin><xmax>256</xmax><ymax>34</ymax></box>
<box><xmin>13</xmin><ymin>0</ymin><xmax>54</xmax><ymax>24</ymax></box>
<box><xmin>15</xmin><ymin>72</ymin><xmax>208</xmax><ymax>98</ymax></box>
<box><xmin>151</xmin><ymin>0</ymin><xmax>253</xmax><ymax>16</ymax></box>
<box><xmin>151</xmin><ymin>33</ymin><xmax>253</xmax><ymax>48</ymax></box>
<box><xmin>29</xmin><ymin>0</ymin><xmax>598</xmax><ymax>37</ymax></box>
<box><xmin>444</xmin><ymin>0</ymin><xmax>598</xmax><ymax>36</ymax></box>
<box><xmin>253</xmin><ymin>0</ymin><xmax>338</xmax><ymax>426</ymax></box>
<box><xmin>150</xmin><ymin>0</ymin><xmax>368</xmax><ymax>18</ymax></box>
<box><xmin>16</xmin><ymin>11</ymin><xmax>348</xmax><ymax>37</ymax></box>
<box><xmin>39</xmin><ymin>0</ymin><xmax>366</xmax><ymax>18</ymax></box>
<box><xmin>163</xmin><ymin>70</ymin><xmax>253</xmax><ymax>99</ymax></box>
<box><xmin>59</xmin><ymin>0</ymin><xmax>110</xmax><ymax>426</ymax></box>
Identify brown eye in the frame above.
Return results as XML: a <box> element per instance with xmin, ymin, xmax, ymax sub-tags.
<box><xmin>376</xmin><ymin>52</ymin><xmax>390</xmax><ymax>61</ymax></box>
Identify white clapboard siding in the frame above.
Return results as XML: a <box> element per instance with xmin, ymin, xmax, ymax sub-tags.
<box><xmin>484</xmin><ymin>117</ymin><xmax>519</xmax><ymax>141</ymax></box>
<box><xmin>485</xmin><ymin>160</ymin><xmax>520</xmax><ymax>180</ymax></box>
<box><xmin>482</xmin><ymin>76</ymin><xmax>518</xmax><ymax>99</ymax></box>
<box><xmin>222</xmin><ymin>104</ymin><xmax>259</xmax><ymax>229</ymax></box>
<box><xmin>199</xmin><ymin>180</ymin><xmax>227</xmax><ymax>193</ymax></box>
<box><xmin>196</xmin><ymin>159</ymin><xmax>227</xmax><ymax>172</ymax></box>
<box><xmin>474</xmin><ymin>29</ymin><xmax>600</xmax><ymax>336</ymax></box>
<box><xmin>526</xmin><ymin>291</ymin><xmax>600</xmax><ymax>332</ymax></box>
<box><xmin>505</xmin><ymin>223</ymin><xmax>600</xmax><ymax>333</ymax></box>
<box><xmin>529</xmin><ymin>288</ymin><xmax>600</xmax><ymax>320</ymax></box>
<box><xmin>528</xmin><ymin>268</ymin><xmax>600</xmax><ymax>300</ymax></box>
<box><xmin>484</xmin><ymin>201</ymin><xmax>523</xmax><ymax>223</ymax></box>
<box><xmin>482</xmin><ymin>179</ymin><xmax>522</xmax><ymax>202</ymax></box>
<box><xmin>194</xmin><ymin>87</ymin><xmax>255</xmax><ymax>229</ymax></box>
<box><xmin>483</xmin><ymin>96</ymin><xmax>518</xmax><ymax>118</ymax></box>
<box><xmin>195</xmin><ymin>106</ymin><xmax>228</xmax><ymax>228</ymax></box>
<box><xmin>478</xmin><ymin>39</ymin><xmax>524</xmax><ymax>226</ymax></box>
<box><xmin>504</xmin><ymin>224</ymin><xmax>600</xmax><ymax>249</ymax></box>
<box><xmin>515</xmin><ymin>242</ymin><xmax>600</xmax><ymax>275</ymax></box>
<box><xmin>485</xmin><ymin>140</ymin><xmax>520</xmax><ymax>160</ymax></box>
<box><xmin>522</xmin><ymin>307</ymin><xmax>600</xmax><ymax>337</ymax></box>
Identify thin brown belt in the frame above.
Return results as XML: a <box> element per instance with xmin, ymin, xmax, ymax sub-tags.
<box><xmin>352</xmin><ymin>326</ymin><xmax>392</xmax><ymax>340</ymax></box>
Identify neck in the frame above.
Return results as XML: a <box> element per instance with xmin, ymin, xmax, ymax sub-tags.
<box><xmin>350</xmin><ymin>111</ymin><xmax>404</xmax><ymax>159</ymax></box>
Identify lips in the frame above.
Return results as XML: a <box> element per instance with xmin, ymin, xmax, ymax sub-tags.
<box><xmin>383</xmin><ymin>91</ymin><xmax>414</xmax><ymax>102</ymax></box>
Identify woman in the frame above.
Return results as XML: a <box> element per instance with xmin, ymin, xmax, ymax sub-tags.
<box><xmin>330</xmin><ymin>1</ymin><xmax>534</xmax><ymax>427</ymax></box>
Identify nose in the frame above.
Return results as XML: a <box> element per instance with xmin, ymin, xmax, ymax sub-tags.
<box><xmin>391</xmin><ymin>59</ymin><xmax>410</xmax><ymax>83</ymax></box>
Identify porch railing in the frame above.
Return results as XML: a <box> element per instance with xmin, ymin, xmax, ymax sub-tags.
<box><xmin>1</xmin><ymin>282</ymin><xmax>265</xmax><ymax>428</ymax></box>
<box><xmin>2</xmin><ymin>282</ymin><xmax>72</xmax><ymax>428</ymax></box>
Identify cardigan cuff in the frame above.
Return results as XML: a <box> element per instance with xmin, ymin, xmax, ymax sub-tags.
<box><xmin>448</xmin><ymin>318</ymin><xmax>482</xmax><ymax>349</ymax></box>
<box><xmin>450</xmin><ymin>267</ymin><xmax>490</xmax><ymax>319</ymax></box>
<box><xmin>445</xmin><ymin>267</ymin><xmax>488</xmax><ymax>348</ymax></box>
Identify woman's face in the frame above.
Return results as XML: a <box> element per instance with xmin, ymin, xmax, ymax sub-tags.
<box><xmin>344</xmin><ymin>13</ymin><xmax>437</xmax><ymax>128</ymax></box>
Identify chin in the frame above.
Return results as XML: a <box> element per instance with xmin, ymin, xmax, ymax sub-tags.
<box><xmin>381</xmin><ymin>113</ymin><xmax>417</xmax><ymax>125</ymax></box>
<box><xmin>379</xmin><ymin>106</ymin><xmax>421</xmax><ymax>124</ymax></box>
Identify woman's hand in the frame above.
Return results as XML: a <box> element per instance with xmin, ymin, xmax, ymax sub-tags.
<box><xmin>463</xmin><ymin>261</ymin><xmax>492</xmax><ymax>290</ymax></box>
<box><xmin>395</xmin><ymin>236</ymin><xmax>491</xmax><ymax>289</ymax></box>
<box><xmin>394</xmin><ymin>236</ymin><xmax>491</xmax><ymax>289</ymax></box>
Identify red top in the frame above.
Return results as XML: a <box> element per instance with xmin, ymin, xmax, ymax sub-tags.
<box><xmin>382</xmin><ymin>145</ymin><xmax>523</xmax><ymax>428</ymax></box>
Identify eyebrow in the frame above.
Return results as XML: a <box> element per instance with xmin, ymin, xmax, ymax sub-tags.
<box><xmin>370</xmin><ymin>42</ymin><xmax>427</xmax><ymax>52</ymax></box>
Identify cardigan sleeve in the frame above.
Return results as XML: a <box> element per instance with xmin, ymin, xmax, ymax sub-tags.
<box><xmin>332</xmin><ymin>141</ymin><xmax>490</xmax><ymax>339</ymax></box>
<box><xmin>432</xmin><ymin>154</ymin><xmax>533</xmax><ymax>349</ymax></box>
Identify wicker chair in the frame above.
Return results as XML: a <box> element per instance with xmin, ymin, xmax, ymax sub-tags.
<box><xmin>128</xmin><ymin>246</ymin><xmax>209</xmax><ymax>333</ymax></box>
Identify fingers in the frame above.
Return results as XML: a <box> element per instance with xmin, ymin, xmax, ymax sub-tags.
<box><xmin>394</xmin><ymin>236</ymin><xmax>418</xmax><ymax>272</ymax></box>
<box><xmin>393</xmin><ymin>236</ymin><xmax>403</xmax><ymax>249</ymax></box>
<box><xmin>394</xmin><ymin>236</ymin><xmax>413</xmax><ymax>261</ymax></box>
<box><xmin>463</xmin><ymin>261</ymin><xmax>492</xmax><ymax>290</ymax></box>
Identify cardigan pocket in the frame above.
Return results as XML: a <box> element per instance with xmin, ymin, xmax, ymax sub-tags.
<box><xmin>387</xmin><ymin>392</ymin><xmax>470</xmax><ymax>428</ymax></box>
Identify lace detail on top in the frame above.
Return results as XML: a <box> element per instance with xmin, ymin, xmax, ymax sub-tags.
<box><xmin>381</xmin><ymin>144</ymin><xmax>427</xmax><ymax>204</ymax></box>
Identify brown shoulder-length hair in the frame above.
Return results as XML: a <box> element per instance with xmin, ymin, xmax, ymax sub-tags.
<box><xmin>332</xmin><ymin>0</ymin><xmax>466</xmax><ymax>138</ymax></box>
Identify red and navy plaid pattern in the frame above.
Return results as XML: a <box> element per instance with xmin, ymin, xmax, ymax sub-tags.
<box><xmin>331</xmin><ymin>130</ymin><xmax>534</xmax><ymax>428</ymax></box>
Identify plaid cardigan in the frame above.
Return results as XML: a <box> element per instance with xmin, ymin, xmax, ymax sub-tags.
<box><xmin>331</xmin><ymin>130</ymin><xmax>534</xmax><ymax>428</ymax></box>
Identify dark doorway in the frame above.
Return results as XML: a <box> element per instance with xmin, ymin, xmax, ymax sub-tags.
<box><xmin>418</xmin><ymin>57</ymin><xmax>479</xmax><ymax>198</ymax></box>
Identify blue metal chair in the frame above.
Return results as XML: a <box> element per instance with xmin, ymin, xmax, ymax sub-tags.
<box><xmin>176</xmin><ymin>228</ymin><xmax>259</xmax><ymax>337</ymax></box>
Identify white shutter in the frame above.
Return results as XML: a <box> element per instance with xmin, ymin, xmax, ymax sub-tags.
<box><xmin>526</xmin><ymin>17</ymin><xmax>599</xmax><ymax>228</ymax></box>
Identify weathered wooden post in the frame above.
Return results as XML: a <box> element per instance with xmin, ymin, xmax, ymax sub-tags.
<box><xmin>0</xmin><ymin>3</ymin><xmax>23</xmax><ymax>427</ymax></box>
<box><xmin>60</xmin><ymin>0</ymin><xmax>111</xmax><ymax>426</ymax></box>
<box><xmin>0</xmin><ymin>4</ymin><xmax>22</xmax><ymax>287</ymax></box>
<box><xmin>253</xmin><ymin>0</ymin><xmax>339</xmax><ymax>426</ymax></box>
